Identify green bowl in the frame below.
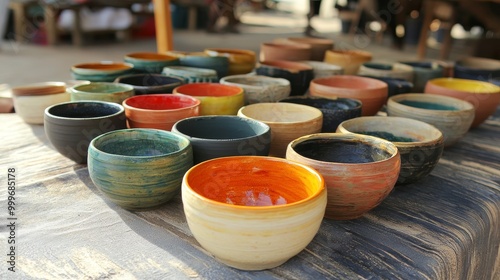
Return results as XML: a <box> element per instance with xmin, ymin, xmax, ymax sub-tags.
<box><xmin>70</xmin><ymin>82</ymin><xmax>135</xmax><ymax>104</ymax></box>
<box><xmin>88</xmin><ymin>128</ymin><xmax>193</xmax><ymax>210</ymax></box>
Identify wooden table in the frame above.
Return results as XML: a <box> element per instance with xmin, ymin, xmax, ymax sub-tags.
<box><xmin>1</xmin><ymin>110</ymin><xmax>499</xmax><ymax>279</ymax></box>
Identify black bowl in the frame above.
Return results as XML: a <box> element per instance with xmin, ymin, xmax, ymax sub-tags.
<box><xmin>114</xmin><ymin>74</ymin><xmax>184</xmax><ymax>95</ymax></box>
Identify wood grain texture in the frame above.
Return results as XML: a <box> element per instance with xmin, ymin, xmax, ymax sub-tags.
<box><xmin>1</xmin><ymin>109</ymin><xmax>499</xmax><ymax>279</ymax></box>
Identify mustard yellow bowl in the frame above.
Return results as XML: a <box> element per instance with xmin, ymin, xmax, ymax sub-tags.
<box><xmin>173</xmin><ymin>83</ymin><xmax>244</xmax><ymax>115</ymax></box>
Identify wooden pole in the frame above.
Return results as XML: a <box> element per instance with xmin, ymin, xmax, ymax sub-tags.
<box><xmin>153</xmin><ymin>0</ymin><xmax>173</xmax><ymax>53</ymax></box>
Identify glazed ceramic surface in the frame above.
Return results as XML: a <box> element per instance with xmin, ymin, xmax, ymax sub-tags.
<box><xmin>44</xmin><ymin>101</ymin><xmax>127</xmax><ymax>163</ymax></box>
<box><xmin>299</xmin><ymin>61</ymin><xmax>343</xmax><ymax>78</ymax></box>
<box><xmin>123</xmin><ymin>94</ymin><xmax>200</xmax><ymax>130</ymax></box>
<box><xmin>14</xmin><ymin>91</ymin><xmax>70</xmax><ymax>124</ymax></box>
<box><xmin>309</xmin><ymin>75</ymin><xmax>388</xmax><ymax>116</ymax></box>
<box><xmin>11</xmin><ymin>81</ymin><xmax>66</xmax><ymax>96</ymax></box>
<box><xmin>259</xmin><ymin>42</ymin><xmax>312</xmax><ymax>62</ymax></box>
<box><xmin>88</xmin><ymin>129</ymin><xmax>193</xmax><ymax>210</ymax></box>
<box><xmin>323</xmin><ymin>49</ymin><xmax>372</xmax><ymax>75</ymax></box>
<box><xmin>360</xmin><ymin>75</ymin><xmax>413</xmax><ymax>98</ymax></box>
<box><xmin>284</xmin><ymin>37</ymin><xmax>334</xmax><ymax>61</ymax></box>
<box><xmin>178</xmin><ymin>54</ymin><xmax>230</xmax><ymax>78</ymax></box>
<box><xmin>279</xmin><ymin>96</ymin><xmax>362</xmax><ymax>132</ymax></box>
<box><xmin>182</xmin><ymin>156</ymin><xmax>327</xmax><ymax>270</ymax></box>
<box><xmin>172</xmin><ymin>115</ymin><xmax>271</xmax><ymax>163</ymax></box>
<box><xmin>255</xmin><ymin>60</ymin><xmax>314</xmax><ymax>96</ymax></box>
<box><xmin>454</xmin><ymin>56</ymin><xmax>500</xmax><ymax>81</ymax></box>
<box><xmin>337</xmin><ymin>116</ymin><xmax>444</xmax><ymax>184</ymax></box>
<box><xmin>204</xmin><ymin>48</ymin><xmax>256</xmax><ymax>75</ymax></box>
<box><xmin>124</xmin><ymin>52</ymin><xmax>180</xmax><ymax>73</ymax></box>
<box><xmin>358</xmin><ymin>62</ymin><xmax>414</xmax><ymax>82</ymax></box>
<box><xmin>71</xmin><ymin>61</ymin><xmax>134</xmax><ymax>82</ymax></box>
<box><xmin>398</xmin><ymin>61</ymin><xmax>443</xmax><ymax>92</ymax></box>
<box><xmin>70</xmin><ymin>82</ymin><xmax>135</xmax><ymax>104</ymax></box>
<box><xmin>162</xmin><ymin>66</ymin><xmax>218</xmax><ymax>83</ymax></box>
<box><xmin>387</xmin><ymin>93</ymin><xmax>475</xmax><ymax>147</ymax></box>
<box><xmin>219</xmin><ymin>74</ymin><xmax>291</xmax><ymax>104</ymax></box>
<box><xmin>238</xmin><ymin>102</ymin><xmax>323</xmax><ymax>157</ymax></box>
<box><xmin>286</xmin><ymin>133</ymin><xmax>400</xmax><ymax>220</ymax></box>
<box><xmin>424</xmin><ymin>78</ymin><xmax>500</xmax><ymax>127</ymax></box>
<box><xmin>114</xmin><ymin>74</ymin><xmax>184</xmax><ymax>95</ymax></box>
<box><xmin>173</xmin><ymin>83</ymin><xmax>244</xmax><ymax>115</ymax></box>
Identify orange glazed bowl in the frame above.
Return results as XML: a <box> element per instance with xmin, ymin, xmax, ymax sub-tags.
<box><xmin>182</xmin><ymin>156</ymin><xmax>327</xmax><ymax>271</ymax></box>
<box><xmin>286</xmin><ymin>133</ymin><xmax>400</xmax><ymax>220</ymax></box>
<box><xmin>173</xmin><ymin>83</ymin><xmax>244</xmax><ymax>115</ymax></box>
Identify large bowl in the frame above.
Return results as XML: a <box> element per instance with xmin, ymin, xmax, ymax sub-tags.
<box><xmin>286</xmin><ymin>133</ymin><xmax>400</xmax><ymax>220</ymax></box>
<box><xmin>182</xmin><ymin>156</ymin><xmax>327</xmax><ymax>270</ymax></box>
<box><xmin>122</xmin><ymin>94</ymin><xmax>200</xmax><ymax>131</ymax></box>
<box><xmin>424</xmin><ymin>78</ymin><xmax>500</xmax><ymax>127</ymax></box>
<box><xmin>172</xmin><ymin>115</ymin><xmax>271</xmax><ymax>163</ymax></box>
<box><xmin>387</xmin><ymin>93</ymin><xmax>475</xmax><ymax>147</ymax></box>
<box><xmin>323</xmin><ymin>49</ymin><xmax>372</xmax><ymax>75</ymax></box>
<box><xmin>255</xmin><ymin>60</ymin><xmax>314</xmax><ymax>96</ymax></box>
<box><xmin>204</xmin><ymin>48</ymin><xmax>256</xmax><ymax>75</ymax></box>
<box><xmin>44</xmin><ymin>101</ymin><xmax>127</xmax><ymax>163</ymax></box>
<box><xmin>337</xmin><ymin>116</ymin><xmax>444</xmax><ymax>185</ymax></box>
<box><xmin>173</xmin><ymin>83</ymin><xmax>244</xmax><ymax>115</ymax></box>
<box><xmin>88</xmin><ymin>129</ymin><xmax>193</xmax><ymax>210</ymax></box>
<box><xmin>219</xmin><ymin>74</ymin><xmax>291</xmax><ymax>104</ymax></box>
<box><xmin>237</xmin><ymin>102</ymin><xmax>323</xmax><ymax>157</ymax></box>
<box><xmin>70</xmin><ymin>82</ymin><xmax>135</xmax><ymax>104</ymax></box>
<box><xmin>279</xmin><ymin>96</ymin><xmax>362</xmax><ymax>132</ymax></box>
<box><xmin>124</xmin><ymin>52</ymin><xmax>180</xmax><ymax>73</ymax></box>
<box><xmin>14</xmin><ymin>91</ymin><xmax>70</xmax><ymax>124</ymax></box>
<box><xmin>114</xmin><ymin>74</ymin><xmax>184</xmax><ymax>95</ymax></box>
<box><xmin>309</xmin><ymin>75</ymin><xmax>388</xmax><ymax>116</ymax></box>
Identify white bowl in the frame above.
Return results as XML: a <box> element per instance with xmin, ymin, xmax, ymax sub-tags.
<box><xmin>13</xmin><ymin>92</ymin><xmax>70</xmax><ymax>124</ymax></box>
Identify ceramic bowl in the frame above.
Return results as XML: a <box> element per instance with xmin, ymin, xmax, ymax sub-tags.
<box><xmin>182</xmin><ymin>156</ymin><xmax>327</xmax><ymax>270</ymax></box>
<box><xmin>172</xmin><ymin>115</ymin><xmax>271</xmax><ymax>163</ymax></box>
<box><xmin>11</xmin><ymin>81</ymin><xmax>67</xmax><ymax>96</ymax></box>
<box><xmin>124</xmin><ymin>52</ymin><xmax>180</xmax><ymax>73</ymax></box>
<box><xmin>114</xmin><ymin>74</ymin><xmax>184</xmax><ymax>95</ymax></box>
<box><xmin>219</xmin><ymin>74</ymin><xmax>291</xmax><ymax>104</ymax></box>
<box><xmin>173</xmin><ymin>83</ymin><xmax>244</xmax><ymax>115</ymax></box>
<box><xmin>398</xmin><ymin>61</ymin><xmax>444</xmax><ymax>92</ymax></box>
<box><xmin>357</xmin><ymin>62</ymin><xmax>414</xmax><ymax>82</ymax></box>
<box><xmin>255</xmin><ymin>60</ymin><xmax>314</xmax><ymax>96</ymax></box>
<box><xmin>71</xmin><ymin>61</ymin><xmax>134</xmax><ymax>82</ymax></box>
<box><xmin>424</xmin><ymin>78</ymin><xmax>500</xmax><ymax>127</ymax></box>
<box><xmin>178</xmin><ymin>54</ymin><xmax>230</xmax><ymax>78</ymax></box>
<box><xmin>204</xmin><ymin>48</ymin><xmax>256</xmax><ymax>75</ymax></box>
<box><xmin>323</xmin><ymin>49</ymin><xmax>372</xmax><ymax>75</ymax></box>
<box><xmin>123</xmin><ymin>94</ymin><xmax>200</xmax><ymax>130</ymax></box>
<box><xmin>279</xmin><ymin>96</ymin><xmax>362</xmax><ymax>132</ymax></box>
<box><xmin>162</xmin><ymin>66</ymin><xmax>218</xmax><ymax>83</ymax></box>
<box><xmin>299</xmin><ymin>61</ymin><xmax>343</xmax><ymax>78</ymax></box>
<box><xmin>44</xmin><ymin>101</ymin><xmax>127</xmax><ymax>163</ymax></box>
<box><xmin>309</xmin><ymin>75</ymin><xmax>388</xmax><ymax>116</ymax></box>
<box><xmin>14</xmin><ymin>91</ymin><xmax>71</xmax><ymax>124</ymax></box>
<box><xmin>88</xmin><ymin>128</ymin><xmax>193</xmax><ymax>210</ymax></box>
<box><xmin>237</xmin><ymin>102</ymin><xmax>323</xmax><ymax>157</ymax></box>
<box><xmin>284</xmin><ymin>37</ymin><xmax>334</xmax><ymax>61</ymax></box>
<box><xmin>70</xmin><ymin>82</ymin><xmax>135</xmax><ymax>104</ymax></box>
<box><xmin>360</xmin><ymin>76</ymin><xmax>413</xmax><ymax>98</ymax></box>
<box><xmin>286</xmin><ymin>133</ymin><xmax>400</xmax><ymax>220</ymax></box>
<box><xmin>259</xmin><ymin>42</ymin><xmax>312</xmax><ymax>62</ymax></box>
<box><xmin>387</xmin><ymin>93</ymin><xmax>475</xmax><ymax>147</ymax></box>
<box><xmin>453</xmin><ymin>56</ymin><xmax>500</xmax><ymax>81</ymax></box>
<box><xmin>337</xmin><ymin>116</ymin><xmax>444</xmax><ymax>185</ymax></box>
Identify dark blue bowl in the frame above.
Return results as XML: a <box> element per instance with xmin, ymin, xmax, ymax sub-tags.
<box><xmin>360</xmin><ymin>75</ymin><xmax>413</xmax><ymax>97</ymax></box>
<box><xmin>255</xmin><ymin>61</ymin><xmax>314</xmax><ymax>96</ymax></box>
<box><xmin>114</xmin><ymin>74</ymin><xmax>184</xmax><ymax>95</ymax></box>
<box><xmin>454</xmin><ymin>64</ymin><xmax>500</xmax><ymax>81</ymax></box>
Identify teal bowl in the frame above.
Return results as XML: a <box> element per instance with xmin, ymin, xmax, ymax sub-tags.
<box><xmin>70</xmin><ymin>82</ymin><xmax>135</xmax><ymax>104</ymax></box>
<box><xmin>179</xmin><ymin>55</ymin><xmax>230</xmax><ymax>78</ymax></box>
<box><xmin>88</xmin><ymin>129</ymin><xmax>193</xmax><ymax>210</ymax></box>
<box><xmin>124</xmin><ymin>52</ymin><xmax>180</xmax><ymax>73</ymax></box>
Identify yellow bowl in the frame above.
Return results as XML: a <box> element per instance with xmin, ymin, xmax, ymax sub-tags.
<box><xmin>173</xmin><ymin>83</ymin><xmax>244</xmax><ymax>115</ymax></box>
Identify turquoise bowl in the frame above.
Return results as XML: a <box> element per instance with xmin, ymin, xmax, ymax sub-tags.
<box><xmin>70</xmin><ymin>82</ymin><xmax>135</xmax><ymax>104</ymax></box>
<box><xmin>179</xmin><ymin>55</ymin><xmax>230</xmax><ymax>78</ymax></box>
<box><xmin>124</xmin><ymin>52</ymin><xmax>180</xmax><ymax>74</ymax></box>
<box><xmin>88</xmin><ymin>129</ymin><xmax>193</xmax><ymax>210</ymax></box>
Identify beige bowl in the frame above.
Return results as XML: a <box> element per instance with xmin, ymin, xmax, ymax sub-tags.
<box><xmin>323</xmin><ymin>49</ymin><xmax>372</xmax><ymax>75</ymax></box>
<box><xmin>219</xmin><ymin>74</ymin><xmax>291</xmax><ymax>104</ymax></box>
<box><xmin>13</xmin><ymin>91</ymin><xmax>71</xmax><ymax>124</ymax></box>
<box><xmin>237</xmin><ymin>102</ymin><xmax>323</xmax><ymax>157</ymax></box>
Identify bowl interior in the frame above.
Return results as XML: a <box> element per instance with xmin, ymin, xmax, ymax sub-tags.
<box><xmin>175</xmin><ymin>83</ymin><xmax>241</xmax><ymax>97</ymax></box>
<box><xmin>174</xmin><ymin>116</ymin><xmax>268</xmax><ymax>140</ymax></box>
<box><xmin>239</xmin><ymin>103</ymin><xmax>322</xmax><ymax>123</ymax></box>
<box><xmin>429</xmin><ymin>78</ymin><xmax>500</xmax><ymax>93</ymax></box>
<box><xmin>73</xmin><ymin>83</ymin><xmax>133</xmax><ymax>94</ymax></box>
<box><xmin>46</xmin><ymin>101</ymin><xmax>123</xmax><ymax>118</ymax></box>
<box><xmin>116</xmin><ymin>75</ymin><xmax>182</xmax><ymax>87</ymax></box>
<box><xmin>72</xmin><ymin>62</ymin><xmax>132</xmax><ymax>73</ymax></box>
<box><xmin>93</xmin><ymin>129</ymin><xmax>188</xmax><ymax>157</ymax></box>
<box><xmin>185</xmin><ymin>156</ymin><xmax>322</xmax><ymax>206</ymax></box>
<box><xmin>389</xmin><ymin>94</ymin><xmax>474</xmax><ymax>112</ymax></box>
<box><xmin>125</xmin><ymin>94</ymin><xmax>199</xmax><ymax>110</ymax></box>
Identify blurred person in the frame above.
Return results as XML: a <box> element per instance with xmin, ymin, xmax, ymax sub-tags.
<box><xmin>207</xmin><ymin>0</ymin><xmax>240</xmax><ymax>33</ymax></box>
<box><xmin>305</xmin><ymin>0</ymin><xmax>322</xmax><ymax>36</ymax></box>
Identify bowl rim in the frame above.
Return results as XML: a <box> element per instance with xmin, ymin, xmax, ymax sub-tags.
<box><xmin>11</xmin><ymin>81</ymin><xmax>67</xmax><ymax>96</ymax></box>
<box><xmin>172</xmin><ymin>115</ymin><xmax>271</xmax><ymax>142</ymax></box>
<box><xmin>278</xmin><ymin>95</ymin><xmax>363</xmax><ymax>110</ymax></box>
<box><xmin>220</xmin><ymin>74</ymin><xmax>290</xmax><ymax>89</ymax></box>
<box><xmin>71</xmin><ymin>61</ymin><xmax>134</xmax><ymax>75</ymax></box>
<box><xmin>124</xmin><ymin>52</ymin><xmax>179</xmax><ymax>62</ymax></box>
<box><xmin>287</xmin><ymin>132</ymin><xmax>400</xmax><ymax>166</ymax></box>
<box><xmin>89</xmin><ymin>128</ymin><xmax>191</xmax><ymax>159</ymax></box>
<box><xmin>311</xmin><ymin>75</ymin><xmax>388</xmax><ymax>91</ymax></box>
<box><xmin>388</xmin><ymin>93</ymin><xmax>475</xmax><ymax>113</ymax></box>
<box><xmin>70</xmin><ymin>82</ymin><xmax>135</xmax><ymax>95</ymax></box>
<box><xmin>122</xmin><ymin>94</ymin><xmax>201</xmax><ymax>112</ymax></box>
<box><xmin>427</xmin><ymin>78</ymin><xmax>500</xmax><ymax>94</ymax></box>
<box><xmin>114</xmin><ymin>74</ymin><xmax>185</xmax><ymax>88</ymax></box>
<box><xmin>238</xmin><ymin>102</ymin><xmax>323</xmax><ymax>124</ymax></box>
<box><xmin>183</xmin><ymin>155</ymin><xmax>325</xmax><ymax>209</ymax></box>
<box><xmin>173</xmin><ymin>83</ymin><xmax>244</xmax><ymax>97</ymax></box>
<box><xmin>44</xmin><ymin>100</ymin><xmax>125</xmax><ymax>120</ymax></box>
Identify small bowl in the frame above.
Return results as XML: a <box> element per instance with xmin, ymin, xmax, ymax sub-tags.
<box><xmin>424</xmin><ymin>78</ymin><xmax>500</xmax><ymax>127</ymax></box>
<box><xmin>162</xmin><ymin>66</ymin><xmax>219</xmax><ymax>83</ymax></box>
<box><xmin>172</xmin><ymin>115</ymin><xmax>271</xmax><ymax>163</ymax></box>
<box><xmin>259</xmin><ymin>42</ymin><xmax>312</xmax><ymax>62</ymax></box>
<box><xmin>182</xmin><ymin>156</ymin><xmax>327</xmax><ymax>270</ymax></box>
<box><xmin>204</xmin><ymin>48</ymin><xmax>256</xmax><ymax>75</ymax></box>
<box><xmin>286</xmin><ymin>133</ymin><xmax>400</xmax><ymax>220</ymax></box>
<box><xmin>387</xmin><ymin>93</ymin><xmax>475</xmax><ymax>147</ymax></box>
<box><xmin>11</xmin><ymin>81</ymin><xmax>67</xmax><ymax>96</ymax></box>
<box><xmin>70</xmin><ymin>82</ymin><xmax>135</xmax><ymax>104</ymax></box>
<box><xmin>173</xmin><ymin>83</ymin><xmax>244</xmax><ymax>115</ymax></box>
<box><xmin>219</xmin><ymin>74</ymin><xmax>291</xmax><ymax>104</ymax></box>
<box><xmin>44</xmin><ymin>101</ymin><xmax>127</xmax><ymax>163</ymax></box>
<box><xmin>255</xmin><ymin>60</ymin><xmax>314</xmax><ymax>96</ymax></box>
<box><xmin>71</xmin><ymin>61</ymin><xmax>134</xmax><ymax>82</ymax></box>
<box><xmin>123</xmin><ymin>94</ymin><xmax>200</xmax><ymax>131</ymax></box>
<box><xmin>114</xmin><ymin>74</ymin><xmax>184</xmax><ymax>95</ymax></box>
<box><xmin>357</xmin><ymin>62</ymin><xmax>414</xmax><ymax>82</ymax></box>
<box><xmin>398</xmin><ymin>61</ymin><xmax>444</xmax><ymax>92</ymax></box>
<box><xmin>124</xmin><ymin>52</ymin><xmax>180</xmax><ymax>73</ymax></box>
<box><xmin>14</xmin><ymin>91</ymin><xmax>71</xmax><ymax>124</ymax></box>
<box><xmin>237</xmin><ymin>102</ymin><xmax>323</xmax><ymax>157</ymax></box>
<box><xmin>323</xmin><ymin>49</ymin><xmax>372</xmax><ymax>75</ymax></box>
<box><xmin>309</xmin><ymin>75</ymin><xmax>388</xmax><ymax>116</ymax></box>
<box><xmin>337</xmin><ymin>116</ymin><xmax>444</xmax><ymax>185</ymax></box>
<box><xmin>299</xmin><ymin>61</ymin><xmax>343</xmax><ymax>78</ymax></box>
<box><xmin>279</xmin><ymin>96</ymin><xmax>362</xmax><ymax>132</ymax></box>
<box><xmin>88</xmin><ymin>129</ymin><xmax>193</xmax><ymax>210</ymax></box>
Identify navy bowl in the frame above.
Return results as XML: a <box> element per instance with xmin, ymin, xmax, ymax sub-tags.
<box><xmin>255</xmin><ymin>61</ymin><xmax>314</xmax><ymax>96</ymax></box>
<box><xmin>361</xmin><ymin>75</ymin><xmax>413</xmax><ymax>97</ymax></box>
<box><xmin>114</xmin><ymin>74</ymin><xmax>184</xmax><ymax>95</ymax></box>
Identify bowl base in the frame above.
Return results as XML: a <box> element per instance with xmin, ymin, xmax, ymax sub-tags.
<box><xmin>215</xmin><ymin>256</ymin><xmax>289</xmax><ymax>271</ymax></box>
